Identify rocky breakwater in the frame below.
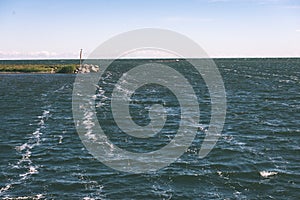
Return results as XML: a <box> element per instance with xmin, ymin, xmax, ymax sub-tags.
<box><xmin>75</xmin><ymin>64</ymin><xmax>100</xmax><ymax>73</ymax></box>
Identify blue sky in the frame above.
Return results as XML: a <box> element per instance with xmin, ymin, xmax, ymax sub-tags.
<box><xmin>0</xmin><ymin>0</ymin><xmax>299</xmax><ymax>58</ymax></box>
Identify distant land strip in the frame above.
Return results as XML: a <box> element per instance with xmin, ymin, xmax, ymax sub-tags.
<box><xmin>0</xmin><ymin>58</ymin><xmax>299</xmax><ymax>73</ymax></box>
<box><xmin>0</xmin><ymin>64</ymin><xmax>78</xmax><ymax>73</ymax></box>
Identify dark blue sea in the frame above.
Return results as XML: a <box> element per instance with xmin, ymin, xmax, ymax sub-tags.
<box><xmin>0</xmin><ymin>58</ymin><xmax>299</xmax><ymax>199</ymax></box>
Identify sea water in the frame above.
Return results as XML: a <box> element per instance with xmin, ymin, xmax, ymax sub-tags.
<box><xmin>0</xmin><ymin>58</ymin><xmax>299</xmax><ymax>199</ymax></box>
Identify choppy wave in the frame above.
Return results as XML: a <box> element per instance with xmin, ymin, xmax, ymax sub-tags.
<box><xmin>0</xmin><ymin>59</ymin><xmax>299</xmax><ymax>199</ymax></box>
<box><xmin>0</xmin><ymin>104</ymin><xmax>50</xmax><ymax>197</ymax></box>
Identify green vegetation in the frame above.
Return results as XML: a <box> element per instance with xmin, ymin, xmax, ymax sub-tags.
<box><xmin>0</xmin><ymin>64</ymin><xmax>53</xmax><ymax>73</ymax></box>
<box><xmin>0</xmin><ymin>64</ymin><xmax>79</xmax><ymax>73</ymax></box>
<box><xmin>56</xmin><ymin>65</ymin><xmax>77</xmax><ymax>73</ymax></box>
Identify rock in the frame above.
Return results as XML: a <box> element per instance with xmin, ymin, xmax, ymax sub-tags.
<box><xmin>76</xmin><ymin>64</ymin><xmax>100</xmax><ymax>73</ymax></box>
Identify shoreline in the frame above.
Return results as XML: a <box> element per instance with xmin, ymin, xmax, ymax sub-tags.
<box><xmin>0</xmin><ymin>71</ymin><xmax>56</xmax><ymax>74</ymax></box>
<box><xmin>0</xmin><ymin>63</ymin><xmax>78</xmax><ymax>74</ymax></box>
<box><xmin>0</xmin><ymin>57</ymin><xmax>299</xmax><ymax>74</ymax></box>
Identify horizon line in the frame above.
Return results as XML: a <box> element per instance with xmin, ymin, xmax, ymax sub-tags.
<box><xmin>1</xmin><ymin>56</ymin><xmax>300</xmax><ymax>60</ymax></box>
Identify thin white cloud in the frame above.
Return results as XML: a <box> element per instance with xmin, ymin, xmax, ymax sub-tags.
<box><xmin>120</xmin><ymin>49</ymin><xmax>179</xmax><ymax>59</ymax></box>
<box><xmin>252</xmin><ymin>0</ymin><xmax>300</xmax><ymax>7</ymax></box>
<box><xmin>283</xmin><ymin>5</ymin><xmax>300</xmax><ymax>9</ymax></box>
<box><xmin>0</xmin><ymin>51</ymin><xmax>79</xmax><ymax>59</ymax></box>
<box><xmin>164</xmin><ymin>17</ymin><xmax>213</xmax><ymax>23</ymax></box>
<box><xmin>296</xmin><ymin>29</ymin><xmax>300</xmax><ymax>32</ymax></box>
<box><xmin>208</xmin><ymin>0</ymin><xmax>230</xmax><ymax>2</ymax></box>
<box><xmin>208</xmin><ymin>0</ymin><xmax>298</xmax><ymax>5</ymax></box>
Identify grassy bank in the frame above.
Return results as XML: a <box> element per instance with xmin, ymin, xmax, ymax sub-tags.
<box><xmin>0</xmin><ymin>64</ymin><xmax>78</xmax><ymax>73</ymax></box>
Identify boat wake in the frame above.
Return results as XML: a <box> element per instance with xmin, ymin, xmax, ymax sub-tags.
<box><xmin>0</xmin><ymin>108</ymin><xmax>50</xmax><ymax>198</ymax></box>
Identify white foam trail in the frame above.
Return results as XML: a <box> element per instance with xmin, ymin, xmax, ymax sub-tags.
<box><xmin>19</xmin><ymin>166</ymin><xmax>39</xmax><ymax>180</ymax></box>
<box><xmin>151</xmin><ymin>184</ymin><xmax>173</xmax><ymax>200</ymax></box>
<box><xmin>2</xmin><ymin>193</ymin><xmax>44</xmax><ymax>200</ymax></box>
<box><xmin>82</xmin><ymin>109</ymin><xmax>97</xmax><ymax>141</ymax></box>
<box><xmin>53</xmin><ymin>83</ymin><xmax>69</xmax><ymax>93</ymax></box>
<box><xmin>0</xmin><ymin>109</ymin><xmax>50</xmax><ymax>196</ymax></box>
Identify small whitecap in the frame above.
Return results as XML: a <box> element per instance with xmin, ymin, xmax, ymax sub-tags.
<box><xmin>43</xmin><ymin>110</ymin><xmax>50</xmax><ymax>115</ymax></box>
<box><xmin>32</xmin><ymin>130</ymin><xmax>41</xmax><ymax>135</ymax></box>
<box><xmin>29</xmin><ymin>166</ymin><xmax>38</xmax><ymax>174</ymax></box>
<box><xmin>15</xmin><ymin>143</ymin><xmax>29</xmax><ymax>151</ymax></box>
<box><xmin>0</xmin><ymin>184</ymin><xmax>11</xmax><ymax>193</ymax></box>
<box><xmin>85</xmin><ymin>131</ymin><xmax>97</xmax><ymax>141</ymax></box>
<box><xmin>36</xmin><ymin>194</ymin><xmax>44</xmax><ymax>199</ymax></box>
<box><xmin>260</xmin><ymin>171</ymin><xmax>278</xmax><ymax>178</ymax></box>
<box><xmin>38</xmin><ymin>119</ymin><xmax>44</xmax><ymax>126</ymax></box>
<box><xmin>95</xmin><ymin>102</ymin><xmax>106</xmax><ymax>108</ymax></box>
<box><xmin>83</xmin><ymin>197</ymin><xmax>95</xmax><ymax>200</ymax></box>
<box><xmin>58</xmin><ymin>136</ymin><xmax>63</xmax><ymax>144</ymax></box>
